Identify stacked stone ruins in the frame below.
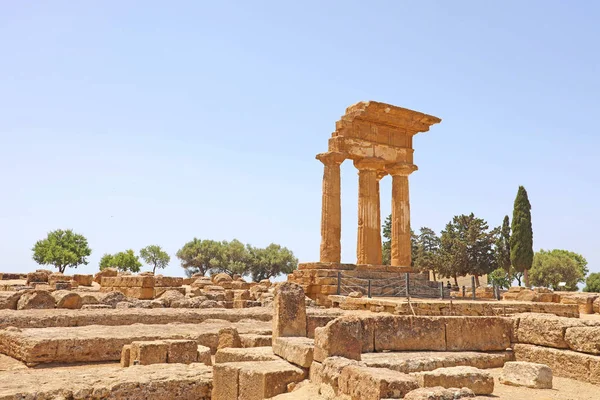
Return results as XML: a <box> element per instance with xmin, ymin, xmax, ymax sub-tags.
<box><xmin>1</xmin><ymin>101</ymin><xmax>600</xmax><ymax>399</ymax></box>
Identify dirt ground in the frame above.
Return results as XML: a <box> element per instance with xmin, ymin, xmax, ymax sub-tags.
<box><xmin>273</xmin><ymin>368</ymin><xmax>599</xmax><ymax>400</ymax></box>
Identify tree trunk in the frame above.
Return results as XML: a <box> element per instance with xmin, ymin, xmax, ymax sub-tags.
<box><xmin>153</xmin><ymin>265</ymin><xmax>157</xmax><ymax>274</ymax></box>
<box><xmin>453</xmin><ymin>275</ymin><xmax>458</xmax><ymax>287</ymax></box>
<box><xmin>515</xmin><ymin>274</ymin><xmax>522</xmax><ymax>286</ymax></box>
<box><xmin>58</xmin><ymin>265</ymin><xmax>65</xmax><ymax>274</ymax></box>
<box><xmin>432</xmin><ymin>271</ymin><xmax>437</xmax><ymax>282</ymax></box>
<box><xmin>524</xmin><ymin>269</ymin><xmax>530</xmax><ymax>288</ymax></box>
<box><xmin>474</xmin><ymin>275</ymin><xmax>480</xmax><ymax>287</ymax></box>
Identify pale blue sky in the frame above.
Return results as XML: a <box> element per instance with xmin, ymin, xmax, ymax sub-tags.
<box><xmin>1</xmin><ymin>1</ymin><xmax>598</xmax><ymax>278</ymax></box>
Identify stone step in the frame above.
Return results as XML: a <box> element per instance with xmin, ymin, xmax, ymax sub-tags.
<box><xmin>359</xmin><ymin>351</ymin><xmax>513</xmax><ymax>373</ymax></box>
<box><xmin>213</xmin><ymin>359</ymin><xmax>307</xmax><ymax>400</ymax></box>
<box><xmin>215</xmin><ymin>346</ymin><xmax>280</xmax><ymax>363</ymax></box>
<box><xmin>414</xmin><ymin>366</ymin><xmax>494</xmax><ymax>395</ymax></box>
<box><xmin>0</xmin><ymin>363</ymin><xmax>213</xmax><ymax>399</ymax></box>
<box><xmin>273</xmin><ymin>337</ymin><xmax>315</xmax><ymax>368</ymax></box>
<box><xmin>0</xmin><ymin>321</ymin><xmax>271</xmax><ymax>366</ymax></box>
<box><xmin>339</xmin><ymin>365</ymin><xmax>420</xmax><ymax>400</ymax></box>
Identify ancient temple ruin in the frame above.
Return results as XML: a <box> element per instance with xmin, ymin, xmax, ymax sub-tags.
<box><xmin>288</xmin><ymin>101</ymin><xmax>442</xmax><ymax>304</ymax></box>
<box><xmin>317</xmin><ymin>101</ymin><xmax>441</xmax><ymax>267</ymax></box>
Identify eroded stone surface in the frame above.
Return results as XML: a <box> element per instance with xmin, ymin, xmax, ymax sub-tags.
<box><xmin>273</xmin><ymin>282</ymin><xmax>307</xmax><ymax>339</ymax></box>
<box><xmin>338</xmin><ymin>365</ymin><xmax>420</xmax><ymax>400</ymax></box>
<box><xmin>16</xmin><ymin>290</ymin><xmax>55</xmax><ymax>310</ymax></box>
<box><xmin>499</xmin><ymin>361</ymin><xmax>552</xmax><ymax>389</ymax></box>
<box><xmin>416</xmin><ymin>366</ymin><xmax>494</xmax><ymax>395</ymax></box>
<box><xmin>404</xmin><ymin>386</ymin><xmax>475</xmax><ymax>400</ymax></box>
<box><xmin>273</xmin><ymin>336</ymin><xmax>315</xmax><ymax>368</ymax></box>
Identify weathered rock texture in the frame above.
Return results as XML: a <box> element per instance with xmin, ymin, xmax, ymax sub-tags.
<box><xmin>16</xmin><ymin>290</ymin><xmax>55</xmax><ymax>310</ymax></box>
<box><xmin>273</xmin><ymin>337</ymin><xmax>315</xmax><ymax>368</ymax></box>
<box><xmin>273</xmin><ymin>282</ymin><xmax>307</xmax><ymax>338</ymax></box>
<box><xmin>404</xmin><ymin>386</ymin><xmax>475</xmax><ymax>400</ymax></box>
<box><xmin>499</xmin><ymin>361</ymin><xmax>552</xmax><ymax>389</ymax></box>
<box><xmin>416</xmin><ymin>366</ymin><xmax>494</xmax><ymax>395</ymax></box>
<box><xmin>339</xmin><ymin>365</ymin><xmax>420</xmax><ymax>400</ymax></box>
<box><xmin>52</xmin><ymin>290</ymin><xmax>82</xmax><ymax>309</ymax></box>
<box><xmin>0</xmin><ymin>363</ymin><xmax>213</xmax><ymax>399</ymax></box>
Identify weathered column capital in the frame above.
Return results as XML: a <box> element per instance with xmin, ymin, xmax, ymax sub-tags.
<box><xmin>316</xmin><ymin>151</ymin><xmax>346</xmax><ymax>165</ymax></box>
<box><xmin>385</xmin><ymin>162</ymin><xmax>418</xmax><ymax>176</ymax></box>
<box><xmin>353</xmin><ymin>157</ymin><xmax>386</xmax><ymax>171</ymax></box>
<box><xmin>376</xmin><ymin>170</ymin><xmax>388</xmax><ymax>180</ymax></box>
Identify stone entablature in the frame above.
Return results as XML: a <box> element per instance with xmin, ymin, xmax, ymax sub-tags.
<box><xmin>317</xmin><ymin>101</ymin><xmax>441</xmax><ymax>267</ymax></box>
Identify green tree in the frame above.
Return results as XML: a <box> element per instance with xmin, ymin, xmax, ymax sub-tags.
<box><xmin>382</xmin><ymin>214</ymin><xmax>417</xmax><ymax>266</ymax></box>
<box><xmin>99</xmin><ymin>253</ymin><xmax>115</xmax><ymax>270</ymax></box>
<box><xmin>488</xmin><ymin>268</ymin><xmax>511</xmax><ymax>289</ymax></box>
<box><xmin>496</xmin><ymin>215</ymin><xmax>511</xmax><ymax>274</ymax></box>
<box><xmin>413</xmin><ymin>227</ymin><xmax>442</xmax><ymax>280</ymax></box>
<box><xmin>140</xmin><ymin>245</ymin><xmax>171</xmax><ymax>274</ymax></box>
<box><xmin>110</xmin><ymin>249</ymin><xmax>142</xmax><ymax>273</ymax></box>
<box><xmin>247</xmin><ymin>243</ymin><xmax>298</xmax><ymax>282</ymax></box>
<box><xmin>32</xmin><ymin>229</ymin><xmax>92</xmax><ymax>273</ymax></box>
<box><xmin>438</xmin><ymin>213</ymin><xmax>498</xmax><ymax>287</ymax></box>
<box><xmin>176</xmin><ymin>238</ymin><xmax>223</xmax><ymax>277</ymax></box>
<box><xmin>584</xmin><ymin>273</ymin><xmax>600</xmax><ymax>293</ymax></box>
<box><xmin>510</xmin><ymin>186</ymin><xmax>533</xmax><ymax>287</ymax></box>
<box><xmin>211</xmin><ymin>239</ymin><xmax>249</xmax><ymax>276</ymax></box>
<box><xmin>529</xmin><ymin>249</ymin><xmax>585</xmax><ymax>291</ymax></box>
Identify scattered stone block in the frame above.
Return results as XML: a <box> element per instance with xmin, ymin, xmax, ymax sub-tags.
<box><xmin>314</xmin><ymin>316</ymin><xmax>363</xmax><ymax>362</ymax></box>
<box><xmin>94</xmin><ymin>267</ymin><xmax>118</xmax><ymax>283</ymax></box>
<box><xmin>416</xmin><ymin>366</ymin><xmax>494</xmax><ymax>395</ymax></box>
<box><xmin>157</xmin><ymin>289</ymin><xmax>186</xmax><ymax>307</ymax></box>
<box><xmin>121</xmin><ymin>344</ymin><xmax>131</xmax><ymax>367</ymax></box>
<box><xmin>197</xmin><ymin>345</ymin><xmax>212</xmax><ymax>366</ymax></box>
<box><xmin>404</xmin><ymin>386</ymin><xmax>475</xmax><ymax>400</ymax></box>
<box><xmin>215</xmin><ymin>347</ymin><xmax>279</xmax><ymax>364</ymax></box>
<box><xmin>309</xmin><ymin>357</ymin><xmax>359</xmax><ymax>395</ymax></box>
<box><xmin>213</xmin><ymin>360</ymin><xmax>306</xmax><ymax>400</ymax></box>
<box><xmin>213</xmin><ymin>273</ymin><xmax>233</xmax><ymax>284</ymax></box>
<box><xmin>273</xmin><ymin>282</ymin><xmax>307</xmax><ymax>339</ymax></box>
<box><xmin>273</xmin><ymin>337</ymin><xmax>315</xmax><ymax>367</ymax></box>
<box><xmin>26</xmin><ymin>270</ymin><xmax>50</xmax><ymax>284</ymax></box>
<box><xmin>240</xmin><ymin>334</ymin><xmax>272</xmax><ymax>348</ymax></box>
<box><xmin>515</xmin><ymin>313</ymin><xmax>585</xmax><ymax>349</ymax></box>
<box><xmin>560</xmin><ymin>293</ymin><xmax>597</xmax><ymax>314</ymax></box>
<box><xmin>165</xmin><ymin>339</ymin><xmax>198</xmax><ymax>364</ymax></box>
<box><xmin>564</xmin><ymin>326</ymin><xmax>600</xmax><ymax>354</ymax></box>
<box><xmin>499</xmin><ymin>361</ymin><xmax>552</xmax><ymax>389</ymax></box>
<box><xmin>338</xmin><ymin>365</ymin><xmax>420</xmax><ymax>400</ymax></box>
<box><xmin>54</xmin><ymin>281</ymin><xmax>72</xmax><ymax>290</ymax></box>
<box><xmin>100</xmin><ymin>291</ymin><xmax>129</xmax><ymax>307</ymax></box>
<box><xmin>218</xmin><ymin>327</ymin><xmax>242</xmax><ymax>350</ymax></box>
<box><xmin>73</xmin><ymin>274</ymin><xmax>93</xmax><ymax>286</ymax></box>
<box><xmin>373</xmin><ymin>315</ymin><xmax>446</xmax><ymax>352</ymax></box>
<box><xmin>130</xmin><ymin>340</ymin><xmax>168</xmax><ymax>365</ymax></box>
<box><xmin>16</xmin><ymin>290</ymin><xmax>55</xmax><ymax>310</ymax></box>
<box><xmin>52</xmin><ymin>290</ymin><xmax>82</xmax><ymax>309</ymax></box>
<box><xmin>0</xmin><ymin>292</ymin><xmax>22</xmax><ymax>310</ymax></box>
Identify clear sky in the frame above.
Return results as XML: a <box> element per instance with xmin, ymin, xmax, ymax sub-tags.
<box><xmin>1</xmin><ymin>1</ymin><xmax>598</xmax><ymax>278</ymax></box>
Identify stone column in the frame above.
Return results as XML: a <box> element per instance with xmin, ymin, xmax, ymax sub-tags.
<box><xmin>354</xmin><ymin>158</ymin><xmax>385</xmax><ymax>265</ymax></box>
<box><xmin>316</xmin><ymin>152</ymin><xmax>346</xmax><ymax>263</ymax></box>
<box><xmin>375</xmin><ymin>171</ymin><xmax>387</xmax><ymax>265</ymax></box>
<box><xmin>386</xmin><ymin>163</ymin><xmax>418</xmax><ymax>267</ymax></box>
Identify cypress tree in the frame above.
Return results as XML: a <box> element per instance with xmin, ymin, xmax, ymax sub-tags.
<box><xmin>510</xmin><ymin>186</ymin><xmax>533</xmax><ymax>287</ymax></box>
<box><xmin>496</xmin><ymin>215</ymin><xmax>511</xmax><ymax>274</ymax></box>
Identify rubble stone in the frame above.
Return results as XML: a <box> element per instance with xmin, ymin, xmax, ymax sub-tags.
<box><xmin>130</xmin><ymin>340</ymin><xmax>168</xmax><ymax>365</ymax></box>
<box><xmin>0</xmin><ymin>292</ymin><xmax>22</xmax><ymax>310</ymax></box>
<box><xmin>52</xmin><ymin>290</ymin><xmax>83</xmax><ymax>309</ymax></box>
<box><xmin>73</xmin><ymin>274</ymin><xmax>93</xmax><ymax>286</ymax></box>
<box><xmin>215</xmin><ymin>346</ymin><xmax>279</xmax><ymax>363</ymax></box>
<box><xmin>314</xmin><ymin>316</ymin><xmax>363</xmax><ymax>361</ymax></box>
<box><xmin>16</xmin><ymin>290</ymin><xmax>55</xmax><ymax>310</ymax></box>
<box><xmin>404</xmin><ymin>386</ymin><xmax>475</xmax><ymax>400</ymax></box>
<box><xmin>218</xmin><ymin>327</ymin><xmax>242</xmax><ymax>349</ymax></box>
<box><xmin>338</xmin><ymin>365</ymin><xmax>420</xmax><ymax>400</ymax></box>
<box><xmin>165</xmin><ymin>339</ymin><xmax>198</xmax><ymax>364</ymax></box>
<box><xmin>273</xmin><ymin>336</ymin><xmax>315</xmax><ymax>367</ymax></box>
<box><xmin>499</xmin><ymin>361</ymin><xmax>552</xmax><ymax>389</ymax></box>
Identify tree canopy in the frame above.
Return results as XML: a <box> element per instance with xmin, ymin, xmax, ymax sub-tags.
<box><xmin>176</xmin><ymin>238</ymin><xmax>297</xmax><ymax>281</ymax></box>
<box><xmin>496</xmin><ymin>215</ymin><xmax>511</xmax><ymax>274</ymax></box>
<box><xmin>32</xmin><ymin>229</ymin><xmax>92</xmax><ymax>273</ymax></box>
<box><xmin>584</xmin><ymin>273</ymin><xmax>600</xmax><ymax>293</ymax></box>
<box><xmin>511</xmin><ymin>186</ymin><xmax>533</xmax><ymax>286</ymax></box>
<box><xmin>438</xmin><ymin>213</ymin><xmax>498</xmax><ymax>286</ymax></box>
<box><xmin>99</xmin><ymin>249</ymin><xmax>142</xmax><ymax>273</ymax></box>
<box><xmin>529</xmin><ymin>249</ymin><xmax>586</xmax><ymax>291</ymax></box>
<box><xmin>412</xmin><ymin>227</ymin><xmax>442</xmax><ymax>279</ymax></box>
<box><xmin>139</xmin><ymin>245</ymin><xmax>171</xmax><ymax>274</ymax></box>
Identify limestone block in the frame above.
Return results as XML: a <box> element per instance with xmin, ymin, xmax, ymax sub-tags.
<box><xmin>273</xmin><ymin>337</ymin><xmax>314</xmax><ymax>368</ymax></box>
<box><xmin>16</xmin><ymin>290</ymin><xmax>55</xmax><ymax>310</ymax></box>
<box><xmin>314</xmin><ymin>316</ymin><xmax>363</xmax><ymax>362</ymax></box>
<box><xmin>516</xmin><ymin>313</ymin><xmax>585</xmax><ymax>348</ymax></box>
<box><xmin>154</xmin><ymin>276</ymin><xmax>183</xmax><ymax>287</ymax></box>
<box><xmin>309</xmin><ymin>357</ymin><xmax>358</xmax><ymax>396</ymax></box>
<box><xmin>233</xmin><ymin>289</ymin><xmax>250</xmax><ymax>301</ymax></box>
<box><xmin>240</xmin><ymin>334</ymin><xmax>272</xmax><ymax>348</ymax></box>
<box><xmin>372</xmin><ymin>315</ymin><xmax>446</xmax><ymax>352</ymax></box>
<box><xmin>348</xmin><ymin>291</ymin><xmax>363</xmax><ymax>298</ymax></box>
<box><xmin>94</xmin><ymin>268</ymin><xmax>117</xmax><ymax>283</ymax></box>
<box><xmin>594</xmin><ymin>297</ymin><xmax>600</xmax><ymax>314</ymax></box>
<box><xmin>26</xmin><ymin>271</ymin><xmax>50</xmax><ymax>284</ymax></box>
<box><xmin>52</xmin><ymin>290</ymin><xmax>82</xmax><ymax>309</ymax></box>
<box><xmin>499</xmin><ymin>361</ymin><xmax>552</xmax><ymax>389</ymax></box>
<box><xmin>55</xmin><ymin>281</ymin><xmax>72</xmax><ymax>290</ymax></box>
<box><xmin>130</xmin><ymin>341</ymin><xmax>168</xmax><ymax>365</ymax></box>
<box><xmin>99</xmin><ymin>291</ymin><xmax>129</xmax><ymax>307</ymax></box>
<box><xmin>404</xmin><ymin>386</ymin><xmax>475</xmax><ymax>400</ymax></box>
<box><xmin>0</xmin><ymin>291</ymin><xmax>23</xmax><ymax>309</ymax></box>
<box><xmin>212</xmin><ymin>273</ymin><xmax>232</xmax><ymax>284</ymax></box>
<box><xmin>48</xmin><ymin>273</ymin><xmax>73</xmax><ymax>286</ymax></box>
<box><xmin>72</xmin><ymin>274</ymin><xmax>93</xmax><ymax>286</ymax></box>
<box><xmin>445</xmin><ymin>317</ymin><xmax>510</xmax><ymax>351</ymax></box>
<box><xmin>564</xmin><ymin>326</ymin><xmax>600</xmax><ymax>355</ymax></box>
<box><xmin>338</xmin><ymin>365</ymin><xmax>420</xmax><ymax>400</ymax></box>
<box><xmin>218</xmin><ymin>327</ymin><xmax>242</xmax><ymax>350</ymax></box>
<box><xmin>215</xmin><ymin>347</ymin><xmax>279</xmax><ymax>364</ymax></box>
<box><xmin>417</xmin><ymin>366</ymin><xmax>494</xmax><ymax>395</ymax></box>
<box><xmin>513</xmin><ymin>343</ymin><xmax>596</xmax><ymax>383</ymax></box>
<box><xmin>165</xmin><ymin>339</ymin><xmax>198</xmax><ymax>364</ymax></box>
<box><xmin>157</xmin><ymin>289</ymin><xmax>185</xmax><ymax>307</ymax></box>
<box><xmin>82</xmin><ymin>304</ymin><xmax>112</xmax><ymax>309</ymax></box>
<box><xmin>154</xmin><ymin>286</ymin><xmax>186</xmax><ymax>298</ymax></box>
<box><xmin>213</xmin><ymin>360</ymin><xmax>306</xmax><ymax>400</ymax></box>
<box><xmin>273</xmin><ymin>282</ymin><xmax>307</xmax><ymax>339</ymax></box>
<box><xmin>121</xmin><ymin>345</ymin><xmax>131</xmax><ymax>367</ymax></box>
<box><xmin>197</xmin><ymin>345</ymin><xmax>212</xmax><ymax>366</ymax></box>
<box><xmin>560</xmin><ymin>294</ymin><xmax>597</xmax><ymax>314</ymax></box>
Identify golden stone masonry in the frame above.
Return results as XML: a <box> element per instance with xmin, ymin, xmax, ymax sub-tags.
<box><xmin>317</xmin><ymin>101</ymin><xmax>441</xmax><ymax>267</ymax></box>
